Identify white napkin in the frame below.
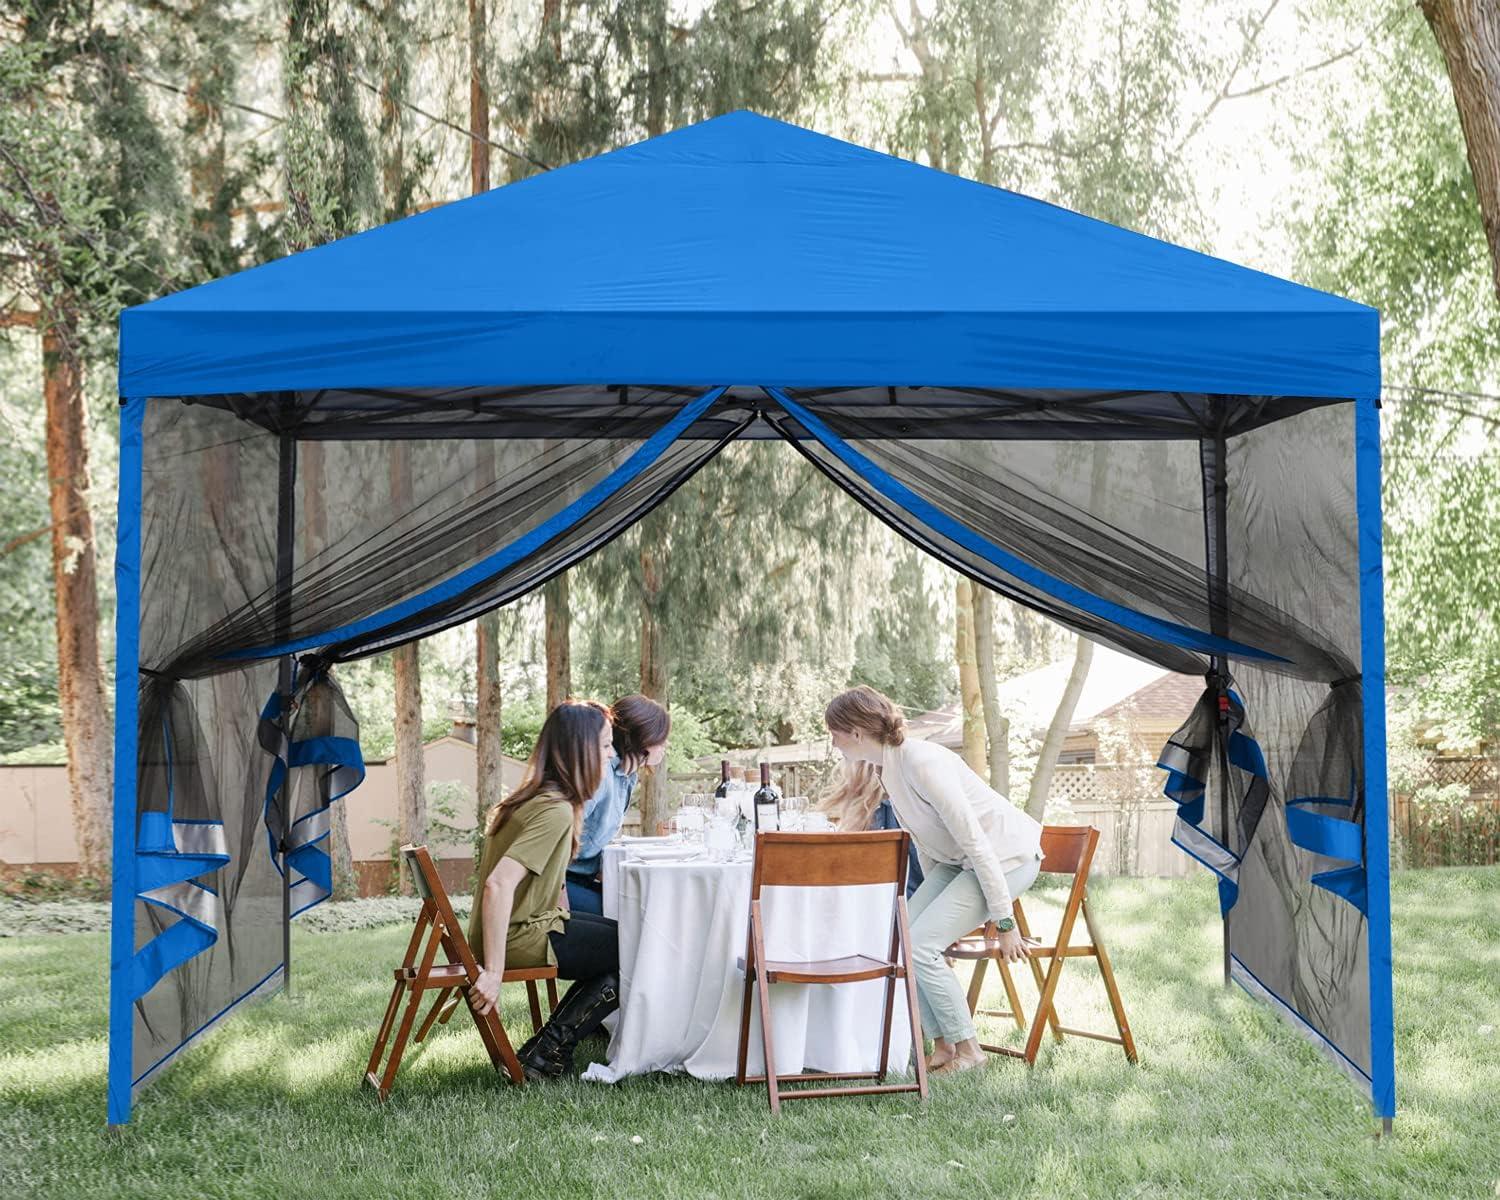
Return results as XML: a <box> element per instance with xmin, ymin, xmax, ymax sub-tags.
<box><xmin>618</xmin><ymin>835</ymin><xmax>676</xmax><ymax>845</ymax></box>
<box><xmin>626</xmin><ymin>845</ymin><xmax>705</xmax><ymax>862</ymax></box>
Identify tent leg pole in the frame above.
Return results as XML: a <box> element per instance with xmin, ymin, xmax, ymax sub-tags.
<box><xmin>276</xmin><ymin>424</ymin><xmax>297</xmax><ymax>1000</ymax></box>
<box><xmin>1201</xmin><ymin>402</ymin><xmax>1233</xmax><ymax>990</ymax></box>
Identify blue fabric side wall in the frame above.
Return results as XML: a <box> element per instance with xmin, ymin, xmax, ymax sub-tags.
<box><xmin>1356</xmin><ymin>396</ymin><xmax>1396</xmax><ymax>1120</ymax></box>
<box><xmin>108</xmin><ymin>396</ymin><xmax>146</xmax><ymax>1126</ymax></box>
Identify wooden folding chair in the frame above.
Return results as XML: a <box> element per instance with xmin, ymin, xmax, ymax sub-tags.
<box><xmin>363</xmin><ymin>844</ymin><xmax>559</xmax><ymax>1099</ymax></box>
<box><xmin>734</xmin><ymin>830</ymin><xmax>928</xmax><ymax>1115</ymax></box>
<box><xmin>946</xmin><ymin>825</ymin><xmax>1137</xmax><ymax>1067</ymax></box>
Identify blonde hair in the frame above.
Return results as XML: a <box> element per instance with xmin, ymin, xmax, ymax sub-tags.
<box><xmin>824</xmin><ymin>685</ymin><xmax>907</xmax><ymax>746</ymax></box>
<box><xmin>816</xmin><ymin>760</ymin><xmax>887</xmax><ymax>831</ymax></box>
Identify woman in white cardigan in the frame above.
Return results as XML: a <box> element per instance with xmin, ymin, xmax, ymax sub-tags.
<box><xmin>824</xmin><ymin>685</ymin><xmax>1044</xmax><ymax>1075</ymax></box>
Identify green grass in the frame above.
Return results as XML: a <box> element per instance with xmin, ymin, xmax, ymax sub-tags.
<box><xmin>2</xmin><ymin>870</ymin><xmax>1497</xmax><ymax>1200</ymax></box>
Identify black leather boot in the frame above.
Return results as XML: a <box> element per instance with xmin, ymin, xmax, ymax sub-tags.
<box><xmin>517</xmin><ymin>972</ymin><xmax>619</xmax><ymax>1081</ymax></box>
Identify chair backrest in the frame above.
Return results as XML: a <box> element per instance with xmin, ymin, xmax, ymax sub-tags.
<box><xmin>1038</xmin><ymin>825</ymin><xmax>1101</xmax><ymax>878</ymax></box>
<box><xmin>400</xmin><ymin>844</ymin><xmax>483</xmax><ymax>970</ymax></box>
<box><xmin>404</xmin><ymin>843</ymin><xmax>439</xmax><ymax>902</ymax></box>
<box><xmin>751</xmin><ymin>830</ymin><xmax>910</xmax><ymax>895</ymax></box>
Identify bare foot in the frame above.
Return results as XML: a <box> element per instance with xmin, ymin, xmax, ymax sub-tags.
<box><xmin>931</xmin><ymin>1048</ymin><xmax>986</xmax><ymax>1075</ymax></box>
<box><xmin>926</xmin><ymin>1047</ymin><xmax>954</xmax><ymax>1070</ymax></box>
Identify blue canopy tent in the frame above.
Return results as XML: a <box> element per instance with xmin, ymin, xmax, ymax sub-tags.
<box><xmin>111</xmin><ymin>111</ymin><xmax>1391</xmax><ymax>1126</ymax></box>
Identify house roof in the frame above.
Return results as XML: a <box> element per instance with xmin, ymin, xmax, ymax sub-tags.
<box><xmin>908</xmin><ymin>644</ymin><xmax>1190</xmax><ymax>748</ymax></box>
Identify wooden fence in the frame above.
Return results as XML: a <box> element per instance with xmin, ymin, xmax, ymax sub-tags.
<box><xmin>1392</xmin><ymin>754</ymin><xmax>1500</xmax><ymax>868</ymax></box>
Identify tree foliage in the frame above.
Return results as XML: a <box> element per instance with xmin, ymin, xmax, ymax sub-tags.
<box><xmin>1290</xmin><ymin>0</ymin><xmax>1500</xmax><ymax>744</ymax></box>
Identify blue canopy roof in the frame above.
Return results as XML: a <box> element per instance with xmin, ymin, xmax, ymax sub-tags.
<box><xmin>119</xmin><ymin>111</ymin><xmax>1379</xmax><ymax>401</ymax></box>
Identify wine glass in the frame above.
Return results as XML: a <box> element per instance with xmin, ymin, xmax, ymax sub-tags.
<box><xmin>672</xmin><ymin>804</ymin><xmax>706</xmax><ymax>845</ymax></box>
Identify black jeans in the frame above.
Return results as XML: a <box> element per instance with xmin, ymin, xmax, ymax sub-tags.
<box><xmin>547</xmin><ymin>911</ymin><xmax>619</xmax><ymax>982</ymax></box>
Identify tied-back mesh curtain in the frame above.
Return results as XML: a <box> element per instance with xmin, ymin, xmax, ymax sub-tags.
<box><xmin>764</xmin><ymin>387</ymin><xmax>1373</xmax><ymax>1090</ymax></box>
<box><xmin>129</xmin><ymin>388</ymin><xmax>753</xmax><ymax>1086</ymax></box>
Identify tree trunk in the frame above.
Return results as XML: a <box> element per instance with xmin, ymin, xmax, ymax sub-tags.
<box><xmin>475</xmin><ymin>614</ymin><xmax>503</xmax><ymax>808</ymax></box>
<box><xmin>1027</xmin><ymin>443</ymin><xmax>1108</xmax><ymax>822</ymax></box>
<box><xmin>468</xmin><ymin>0</ymin><xmax>490</xmax><ymax>195</ymax></box>
<box><xmin>300</xmin><ymin>440</ymin><xmax>356</xmax><ymax>899</ymax></box>
<box><xmin>469</xmin><ymin>0</ymin><xmax>501</xmax><ymax>870</ymax></box>
<box><xmin>389</xmin><ymin>443</ymin><xmax>424</xmax><ymax>892</ymax></box>
<box><xmin>380</xmin><ymin>0</ymin><xmax>406</xmax><ymax>220</ymax></box>
<box><xmin>184</xmin><ymin>8</ymin><xmax>228</xmax><ymax>249</ymax></box>
<box><xmin>391</xmin><ymin>642</ymin><xmax>426</xmax><ymax>891</ymax></box>
<box><xmin>1027</xmin><ymin>635</ymin><xmax>1093</xmax><ymax>822</ymax></box>
<box><xmin>1422</xmin><ymin>0</ymin><xmax>1500</xmax><ymax>299</ymax></box>
<box><xmin>637</xmin><ymin>513</ymin><xmax>670</xmax><ymax>836</ymax></box>
<box><xmin>544</xmin><ymin>574</ymin><xmax>572</xmax><ymax>710</ymax></box>
<box><xmin>973</xmin><ymin>586</ymin><xmax>1010</xmax><ymax>794</ymax></box>
<box><xmin>43</xmin><ymin>323</ymin><xmax>112</xmax><ymax>882</ymax></box>
<box><xmin>955</xmin><ymin>577</ymin><xmax>987</xmax><ymax>774</ymax></box>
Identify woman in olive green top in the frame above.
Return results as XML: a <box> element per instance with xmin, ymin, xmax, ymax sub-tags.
<box><xmin>467</xmin><ymin>700</ymin><xmax>621</xmax><ymax>1080</ymax></box>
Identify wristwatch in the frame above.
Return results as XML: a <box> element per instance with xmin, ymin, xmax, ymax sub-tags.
<box><xmin>994</xmin><ymin>916</ymin><xmax>1016</xmax><ymax>933</ymax></box>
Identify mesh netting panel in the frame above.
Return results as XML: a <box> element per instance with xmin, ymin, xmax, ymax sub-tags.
<box><xmin>130</xmin><ymin>389</ymin><xmax>750</xmax><ymax>1086</ymax></box>
<box><xmin>1223</xmin><ymin>404</ymin><xmax>1369</xmax><ymax>1085</ymax></box>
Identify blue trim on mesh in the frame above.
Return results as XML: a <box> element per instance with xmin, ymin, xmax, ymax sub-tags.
<box><xmin>1287</xmin><ymin>797</ymin><xmax>1367</xmax><ymax>914</ymax></box>
<box><xmin>260</xmin><ymin>684</ymin><xmax>366</xmax><ymax>918</ymax></box>
<box><xmin>224</xmin><ymin>384</ymin><xmax>727</xmax><ymax>660</ymax></box>
<box><xmin>1356</xmin><ymin>395</ymin><xmax>1396</xmax><ymax>1119</ymax></box>
<box><xmin>1231</xmin><ymin>953</ymin><xmax>1373</xmax><ymax>1088</ymax></box>
<box><xmin>132</xmin><ymin>963</ymin><xmax>285</xmax><ymax>1088</ymax></box>
<box><xmin>1286</xmin><ymin>798</ymin><xmax>1364</xmax><ymax>864</ymax></box>
<box><xmin>765</xmin><ymin>387</ymin><xmax>1287</xmax><ymax>663</ymax></box>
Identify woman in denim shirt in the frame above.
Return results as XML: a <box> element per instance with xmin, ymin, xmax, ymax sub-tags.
<box><xmin>566</xmin><ymin>694</ymin><xmax>671</xmax><ymax>914</ymax></box>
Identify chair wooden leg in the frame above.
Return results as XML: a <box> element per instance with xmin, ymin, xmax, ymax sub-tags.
<box><xmin>1023</xmin><ymin>897</ymin><xmax>1084</xmax><ymax>1065</ymax></box>
<box><xmin>876</xmin><ymin>971</ymin><xmax>897</xmax><ymax>1083</ymax></box>
<box><xmin>735</xmin><ymin>971</ymin><xmax>755</xmax><ymax>1086</ymax></box>
<box><xmin>997</xmin><ymin>958</ymin><xmax>1027</xmax><ymax>1031</ymax></box>
<box><xmin>365</xmin><ymin>978</ymin><xmax>407</xmax><ymax>1092</ymax></box>
<box><xmin>1014</xmin><ymin>902</ymin><xmax>1064</xmax><ymax>1044</ymax></box>
<box><xmin>965</xmin><ymin>955</ymin><xmax>989</xmax><ymax>1016</ymax></box>
<box><xmin>546</xmin><ymin>977</ymin><xmax>559</xmax><ymax>1013</ymax></box>
<box><xmin>435</xmin><ymin>991</ymin><xmax>462</xmax><ymax>1028</ymax></box>
<box><xmin>468</xmin><ymin>999</ymin><xmax>525</xmax><ymax>1084</ymax></box>
<box><xmin>876</xmin><ymin>892</ymin><xmax>904</xmax><ymax>1082</ymax></box>
<box><xmin>1082</xmin><ymin>897</ymin><xmax>1138</xmax><ymax>1064</ymax></box>
<box><xmin>896</xmin><ymin>895</ymin><xmax>928</xmax><ymax>1101</ymax></box>
<box><xmin>377</xmin><ymin>983</ymin><xmax>427</xmax><ymax>1098</ymax></box>
<box><xmin>525</xmin><ymin>981</ymin><xmax>544</xmax><ymax>1035</ymax></box>
<box><xmin>414</xmin><ymin>987</ymin><xmax>452</xmax><ymax>1044</ymax></box>
<box><xmin>750</xmin><ymin>904</ymin><xmax>781</xmax><ymax>1116</ymax></box>
<box><xmin>735</xmin><ymin>921</ymin><xmax>756</xmax><ymax>1086</ymax></box>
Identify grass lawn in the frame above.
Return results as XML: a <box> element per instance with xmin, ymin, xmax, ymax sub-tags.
<box><xmin>2</xmin><ymin>868</ymin><xmax>1497</xmax><ymax>1200</ymax></box>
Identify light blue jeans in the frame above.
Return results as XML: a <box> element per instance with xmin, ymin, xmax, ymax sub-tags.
<box><xmin>907</xmin><ymin>857</ymin><xmax>1042</xmax><ymax>1044</ymax></box>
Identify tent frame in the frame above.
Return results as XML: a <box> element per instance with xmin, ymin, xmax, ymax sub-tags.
<box><xmin>108</xmin><ymin>384</ymin><xmax>1395</xmax><ymax>1129</ymax></box>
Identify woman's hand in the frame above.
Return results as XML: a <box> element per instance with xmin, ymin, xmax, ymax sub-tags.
<box><xmin>987</xmin><ymin>925</ymin><xmax>1033</xmax><ymax>963</ymax></box>
<box><xmin>468</xmin><ymin>967</ymin><xmax>503</xmax><ymax>1016</ymax></box>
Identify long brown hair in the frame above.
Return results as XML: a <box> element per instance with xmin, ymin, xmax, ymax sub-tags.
<box><xmin>483</xmin><ymin>700</ymin><xmax>610</xmax><ymax>854</ymax></box>
<box><xmin>824</xmin><ymin>685</ymin><xmax>907</xmax><ymax>747</ymax></box>
<box><xmin>816</xmin><ymin>760</ymin><xmax>887</xmax><ymax>830</ymax></box>
<box><xmin>610</xmin><ymin>693</ymin><xmax>670</xmax><ymax>761</ymax></box>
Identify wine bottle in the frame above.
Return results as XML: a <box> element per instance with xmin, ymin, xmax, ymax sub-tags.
<box><xmin>713</xmin><ymin>759</ymin><xmax>731</xmax><ymax>801</ymax></box>
<box><xmin>753</xmin><ymin>762</ymin><xmax>781</xmax><ymax>832</ymax></box>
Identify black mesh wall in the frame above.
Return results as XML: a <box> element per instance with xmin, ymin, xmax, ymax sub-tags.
<box><xmin>125</xmin><ymin>382</ymin><xmax>1375</xmax><ymax>1106</ymax></box>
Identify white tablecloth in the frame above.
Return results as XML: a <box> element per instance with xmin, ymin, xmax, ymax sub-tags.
<box><xmin>582</xmin><ymin>842</ymin><xmax>914</xmax><ymax>1083</ymax></box>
